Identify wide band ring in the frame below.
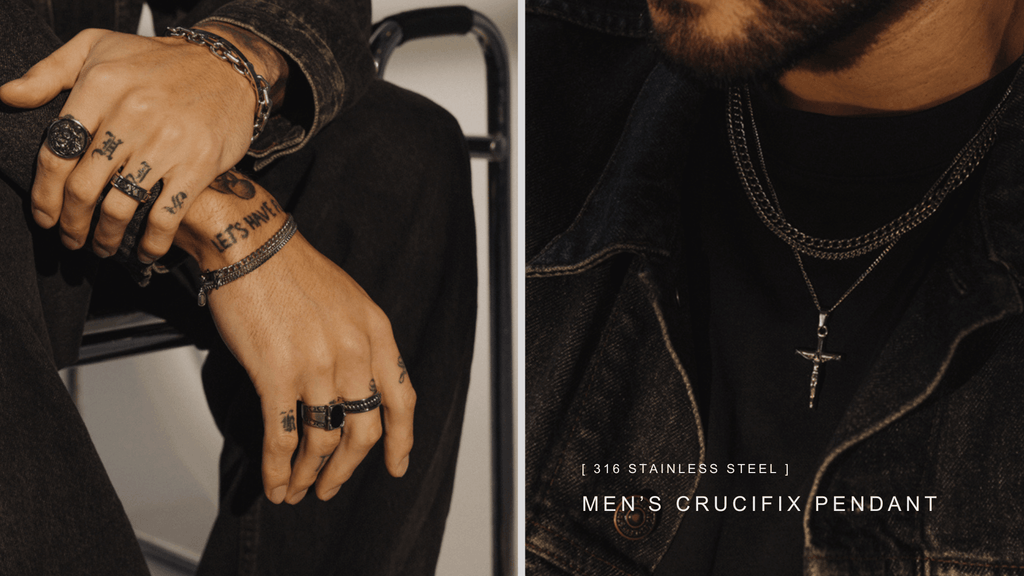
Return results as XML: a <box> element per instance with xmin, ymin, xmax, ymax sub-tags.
<box><xmin>109</xmin><ymin>174</ymin><xmax>151</xmax><ymax>203</ymax></box>
<box><xmin>301</xmin><ymin>403</ymin><xmax>345</xmax><ymax>431</ymax></box>
<box><xmin>46</xmin><ymin>116</ymin><xmax>93</xmax><ymax>159</ymax></box>
<box><xmin>341</xmin><ymin>392</ymin><xmax>382</xmax><ymax>414</ymax></box>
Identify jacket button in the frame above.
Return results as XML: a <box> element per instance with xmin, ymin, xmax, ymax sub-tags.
<box><xmin>614</xmin><ymin>494</ymin><xmax>657</xmax><ymax>540</ymax></box>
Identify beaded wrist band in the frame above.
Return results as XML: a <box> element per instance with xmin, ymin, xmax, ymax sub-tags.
<box><xmin>167</xmin><ymin>26</ymin><xmax>273</xmax><ymax>142</ymax></box>
<box><xmin>197</xmin><ymin>214</ymin><xmax>297</xmax><ymax>306</ymax></box>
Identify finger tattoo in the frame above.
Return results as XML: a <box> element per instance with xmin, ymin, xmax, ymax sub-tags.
<box><xmin>134</xmin><ymin>161</ymin><xmax>152</xmax><ymax>183</ymax></box>
<box><xmin>162</xmin><ymin>191</ymin><xmax>188</xmax><ymax>215</ymax></box>
<box><xmin>315</xmin><ymin>455</ymin><xmax>329</xmax><ymax>473</ymax></box>
<box><xmin>280</xmin><ymin>409</ymin><xmax>296</xmax><ymax>433</ymax></box>
<box><xmin>398</xmin><ymin>356</ymin><xmax>407</xmax><ymax>383</ymax></box>
<box><xmin>369</xmin><ymin>378</ymin><xmax>377</xmax><ymax>394</ymax></box>
<box><xmin>92</xmin><ymin>131</ymin><xmax>122</xmax><ymax>160</ymax></box>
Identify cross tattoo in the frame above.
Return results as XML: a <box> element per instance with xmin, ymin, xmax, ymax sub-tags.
<box><xmin>795</xmin><ymin>313</ymin><xmax>842</xmax><ymax>409</ymax></box>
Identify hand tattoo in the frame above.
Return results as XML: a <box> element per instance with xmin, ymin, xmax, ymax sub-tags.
<box><xmin>92</xmin><ymin>131</ymin><xmax>123</xmax><ymax>160</ymax></box>
<box><xmin>210</xmin><ymin>170</ymin><xmax>257</xmax><ymax>199</ymax></box>
<box><xmin>280</xmin><ymin>410</ymin><xmax>296</xmax><ymax>433</ymax></box>
<box><xmin>134</xmin><ymin>161</ymin><xmax>152</xmax><ymax>183</ymax></box>
<box><xmin>162</xmin><ymin>191</ymin><xmax>187</xmax><ymax>215</ymax></box>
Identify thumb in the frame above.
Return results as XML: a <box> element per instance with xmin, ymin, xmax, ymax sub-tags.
<box><xmin>0</xmin><ymin>29</ymin><xmax>103</xmax><ymax>108</ymax></box>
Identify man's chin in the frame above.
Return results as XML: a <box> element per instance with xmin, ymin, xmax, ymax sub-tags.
<box><xmin>647</xmin><ymin>0</ymin><xmax>903</xmax><ymax>89</ymax></box>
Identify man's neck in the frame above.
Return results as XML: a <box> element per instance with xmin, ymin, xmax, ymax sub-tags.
<box><xmin>777</xmin><ymin>0</ymin><xmax>1024</xmax><ymax>115</ymax></box>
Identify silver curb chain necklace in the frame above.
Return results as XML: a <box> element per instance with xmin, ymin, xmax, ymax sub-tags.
<box><xmin>725</xmin><ymin>81</ymin><xmax>1014</xmax><ymax>408</ymax></box>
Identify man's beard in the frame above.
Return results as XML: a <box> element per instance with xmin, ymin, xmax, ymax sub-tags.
<box><xmin>648</xmin><ymin>0</ymin><xmax>909</xmax><ymax>87</ymax></box>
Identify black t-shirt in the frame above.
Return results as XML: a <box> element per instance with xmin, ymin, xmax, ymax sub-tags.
<box><xmin>654</xmin><ymin>61</ymin><xmax>1019</xmax><ymax>575</ymax></box>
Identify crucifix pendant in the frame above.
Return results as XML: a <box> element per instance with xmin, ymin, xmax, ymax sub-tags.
<box><xmin>795</xmin><ymin>313</ymin><xmax>842</xmax><ymax>408</ymax></box>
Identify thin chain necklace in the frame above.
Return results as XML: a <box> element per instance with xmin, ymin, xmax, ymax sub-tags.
<box><xmin>726</xmin><ymin>80</ymin><xmax>1015</xmax><ymax>408</ymax></box>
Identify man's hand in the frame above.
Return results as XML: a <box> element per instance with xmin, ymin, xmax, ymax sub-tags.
<box><xmin>175</xmin><ymin>173</ymin><xmax>415</xmax><ymax>503</ymax></box>
<box><xmin>0</xmin><ymin>24</ymin><xmax>286</xmax><ymax>262</ymax></box>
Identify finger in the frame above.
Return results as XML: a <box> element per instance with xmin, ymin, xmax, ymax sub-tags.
<box><xmin>91</xmin><ymin>178</ymin><xmax>141</xmax><ymax>258</ymax></box>
<box><xmin>315</xmin><ymin>409</ymin><xmax>383</xmax><ymax>501</ymax></box>
<box><xmin>260</xmin><ymin>397</ymin><xmax>300</xmax><ymax>505</ymax></box>
<box><xmin>0</xmin><ymin>29</ymin><xmax>103</xmax><ymax>108</ymax></box>
<box><xmin>286</xmin><ymin>395</ymin><xmax>344</xmax><ymax>505</ymax></box>
<box><xmin>136</xmin><ymin>173</ymin><xmax>204</xmax><ymax>264</ymax></box>
<box><xmin>374</xmin><ymin>330</ymin><xmax>416</xmax><ymax>477</ymax></box>
<box><xmin>31</xmin><ymin>110</ymin><xmax>104</xmax><ymax>230</ymax></box>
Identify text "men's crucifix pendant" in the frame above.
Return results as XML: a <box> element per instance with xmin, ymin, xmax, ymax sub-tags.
<box><xmin>795</xmin><ymin>313</ymin><xmax>842</xmax><ymax>409</ymax></box>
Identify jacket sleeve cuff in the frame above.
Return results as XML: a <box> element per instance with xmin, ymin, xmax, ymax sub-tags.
<box><xmin>194</xmin><ymin>0</ymin><xmax>374</xmax><ymax>170</ymax></box>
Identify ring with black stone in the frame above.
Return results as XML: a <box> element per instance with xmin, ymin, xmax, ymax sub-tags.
<box><xmin>302</xmin><ymin>403</ymin><xmax>346</xmax><ymax>431</ymax></box>
<box><xmin>46</xmin><ymin>116</ymin><xmax>92</xmax><ymax>159</ymax></box>
<box><xmin>341</xmin><ymin>392</ymin><xmax>382</xmax><ymax>414</ymax></box>
<box><xmin>109</xmin><ymin>173</ymin><xmax>151</xmax><ymax>203</ymax></box>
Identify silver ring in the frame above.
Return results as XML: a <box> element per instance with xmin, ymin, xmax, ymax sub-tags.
<box><xmin>109</xmin><ymin>173</ymin><xmax>151</xmax><ymax>203</ymax></box>
<box><xmin>342</xmin><ymin>392</ymin><xmax>382</xmax><ymax>414</ymax></box>
<box><xmin>301</xmin><ymin>403</ymin><xmax>345</xmax><ymax>431</ymax></box>
<box><xmin>46</xmin><ymin>115</ymin><xmax>92</xmax><ymax>159</ymax></box>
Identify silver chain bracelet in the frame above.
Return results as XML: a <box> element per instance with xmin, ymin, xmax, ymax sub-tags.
<box><xmin>197</xmin><ymin>214</ymin><xmax>297</xmax><ymax>306</ymax></box>
<box><xmin>167</xmin><ymin>26</ymin><xmax>273</xmax><ymax>142</ymax></box>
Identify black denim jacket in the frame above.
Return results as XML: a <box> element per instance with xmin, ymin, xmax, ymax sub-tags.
<box><xmin>526</xmin><ymin>3</ymin><xmax>1024</xmax><ymax>575</ymax></box>
<box><xmin>1</xmin><ymin>0</ymin><xmax>374</xmax><ymax>282</ymax></box>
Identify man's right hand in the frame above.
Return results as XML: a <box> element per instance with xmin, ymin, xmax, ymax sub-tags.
<box><xmin>174</xmin><ymin>173</ymin><xmax>416</xmax><ymax>503</ymax></box>
<box><xmin>0</xmin><ymin>25</ymin><xmax>286</xmax><ymax>263</ymax></box>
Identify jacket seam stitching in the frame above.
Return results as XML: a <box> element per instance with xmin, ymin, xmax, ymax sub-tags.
<box><xmin>527</xmin><ymin>519</ymin><xmax>637</xmax><ymax>576</ymax></box>
<box><xmin>527</xmin><ymin>245</ymin><xmax>670</xmax><ymax>277</ymax></box>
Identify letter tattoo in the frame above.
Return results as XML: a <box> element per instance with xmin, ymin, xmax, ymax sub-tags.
<box><xmin>92</xmin><ymin>131</ymin><xmax>123</xmax><ymax>160</ymax></box>
<box><xmin>280</xmin><ymin>410</ymin><xmax>296</xmax><ymax>433</ymax></box>
<box><xmin>134</xmin><ymin>161</ymin><xmax>152</xmax><ymax>183</ymax></box>
<box><xmin>162</xmin><ymin>191</ymin><xmax>188</xmax><ymax>215</ymax></box>
<box><xmin>398</xmin><ymin>356</ymin><xmax>407</xmax><ymax>383</ymax></box>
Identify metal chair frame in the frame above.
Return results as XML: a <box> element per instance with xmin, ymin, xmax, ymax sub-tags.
<box><xmin>74</xmin><ymin>7</ymin><xmax>513</xmax><ymax>575</ymax></box>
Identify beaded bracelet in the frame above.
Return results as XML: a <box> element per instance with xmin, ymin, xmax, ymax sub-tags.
<box><xmin>167</xmin><ymin>26</ymin><xmax>273</xmax><ymax>142</ymax></box>
<box><xmin>197</xmin><ymin>214</ymin><xmax>297</xmax><ymax>306</ymax></box>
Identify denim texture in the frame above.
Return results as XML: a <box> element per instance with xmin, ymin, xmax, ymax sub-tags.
<box><xmin>0</xmin><ymin>0</ymin><xmax>477</xmax><ymax>573</ymax></box>
<box><xmin>526</xmin><ymin>4</ymin><xmax>1024</xmax><ymax>575</ymax></box>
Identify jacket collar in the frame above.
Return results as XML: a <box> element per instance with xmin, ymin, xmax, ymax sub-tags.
<box><xmin>528</xmin><ymin>59</ymin><xmax>1024</xmax><ymax>292</ymax></box>
<box><xmin>527</xmin><ymin>63</ymin><xmax>706</xmax><ymax>274</ymax></box>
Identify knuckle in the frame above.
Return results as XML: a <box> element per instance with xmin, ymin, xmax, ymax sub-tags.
<box><xmin>37</xmin><ymin>150</ymin><xmax>66</xmax><ymax>174</ymax></box>
<box><xmin>307</xmin><ymin>431</ymin><xmax>342</xmax><ymax>452</ymax></box>
<box><xmin>267</xmin><ymin>433</ymin><xmax>299</xmax><ymax>455</ymax></box>
<box><xmin>157</xmin><ymin>123</ymin><xmax>185</xmax><ymax>142</ymax></box>
<box><xmin>336</xmin><ymin>333</ymin><xmax>371</xmax><ymax>361</ymax></box>
<box><xmin>145</xmin><ymin>213</ymin><xmax>177</xmax><ymax>237</ymax></box>
<box><xmin>349</xmin><ymin>422</ymin><xmax>383</xmax><ymax>452</ymax></box>
<box><xmin>122</xmin><ymin>91</ymin><xmax>153</xmax><ymax>116</ymax></box>
<box><xmin>64</xmin><ymin>172</ymin><xmax>95</xmax><ymax>202</ymax></box>
<box><xmin>81</xmin><ymin>62</ymin><xmax>121</xmax><ymax>89</ymax></box>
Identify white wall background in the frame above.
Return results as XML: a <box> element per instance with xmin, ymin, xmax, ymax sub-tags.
<box><xmin>68</xmin><ymin>0</ymin><xmax>517</xmax><ymax>573</ymax></box>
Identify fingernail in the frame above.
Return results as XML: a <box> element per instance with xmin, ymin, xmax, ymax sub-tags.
<box><xmin>33</xmin><ymin>209</ymin><xmax>53</xmax><ymax>228</ymax></box>
<box><xmin>321</xmin><ymin>485</ymin><xmax>341</xmax><ymax>500</ymax></box>
<box><xmin>137</xmin><ymin>251</ymin><xmax>156</xmax><ymax>264</ymax></box>
<box><xmin>398</xmin><ymin>455</ymin><xmax>410</xmax><ymax>477</ymax></box>
<box><xmin>287</xmin><ymin>489</ymin><xmax>307</xmax><ymax>505</ymax></box>
<box><xmin>270</xmin><ymin>486</ymin><xmax>287</xmax><ymax>504</ymax></box>
<box><xmin>94</xmin><ymin>246</ymin><xmax>112</xmax><ymax>259</ymax></box>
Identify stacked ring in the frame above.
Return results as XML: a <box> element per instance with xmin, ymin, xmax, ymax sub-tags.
<box><xmin>46</xmin><ymin>116</ymin><xmax>93</xmax><ymax>159</ymax></box>
<box><xmin>109</xmin><ymin>173</ymin><xmax>151</xmax><ymax>203</ymax></box>
<box><xmin>301</xmin><ymin>403</ymin><xmax>345</xmax><ymax>431</ymax></box>
<box><xmin>341</xmin><ymin>392</ymin><xmax>382</xmax><ymax>414</ymax></box>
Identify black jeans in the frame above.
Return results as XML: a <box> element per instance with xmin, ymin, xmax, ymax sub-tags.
<box><xmin>0</xmin><ymin>79</ymin><xmax>477</xmax><ymax>575</ymax></box>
